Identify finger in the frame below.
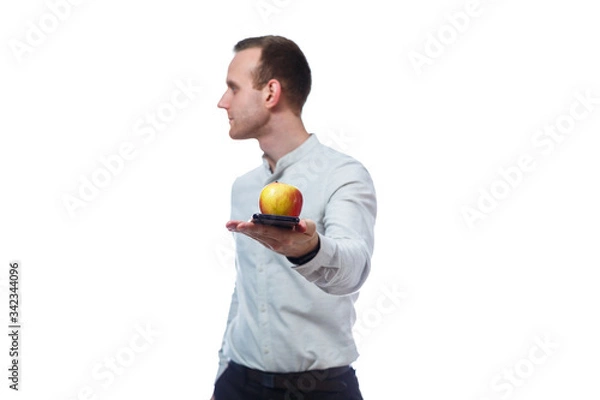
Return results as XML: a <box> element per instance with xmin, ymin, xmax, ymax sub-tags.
<box><xmin>293</xmin><ymin>220</ymin><xmax>308</xmax><ymax>234</ymax></box>
<box><xmin>226</xmin><ymin>220</ymin><xmax>261</xmax><ymax>232</ymax></box>
<box><xmin>294</xmin><ymin>219</ymin><xmax>317</xmax><ymax>235</ymax></box>
<box><xmin>225</xmin><ymin>220</ymin><xmax>244</xmax><ymax>231</ymax></box>
<box><xmin>237</xmin><ymin>222</ymin><xmax>286</xmax><ymax>240</ymax></box>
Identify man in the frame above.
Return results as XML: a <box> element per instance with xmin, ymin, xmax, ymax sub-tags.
<box><xmin>213</xmin><ymin>35</ymin><xmax>376</xmax><ymax>400</ymax></box>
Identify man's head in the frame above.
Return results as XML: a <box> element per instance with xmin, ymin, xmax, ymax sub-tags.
<box><xmin>218</xmin><ymin>35</ymin><xmax>312</xmax><ymax>140</ymax></box>
<box><xmin>233</xmin><ymin>35</ymin><xmax>312</xmax><ymax>114</ymax></box>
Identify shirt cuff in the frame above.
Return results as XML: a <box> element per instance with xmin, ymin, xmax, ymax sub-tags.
<box><xmin>289</xmin><ymin>234</ymin><xmax>339</xmax><ymax>279</ymax></box>
<box><xmin>286</xmin><ymin>236</ymin><xmax>321</xmax><ymax>265</ymax></box>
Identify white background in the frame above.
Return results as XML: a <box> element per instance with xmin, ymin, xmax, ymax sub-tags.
<box><xmin>1</xmin><ymin>0</ymin><xmax>599</xmax><ymax>399</ymax></box>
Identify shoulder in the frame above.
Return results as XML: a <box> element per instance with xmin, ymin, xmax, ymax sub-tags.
<box><xmin>314</xmin><ymin>140</ymin><xmax>373</xmax><ymax>181</ymax></box>
<box><xmin>305</xmin><ymin>140</ymin><xmax>375</xmax><ymax>202</ymax></box>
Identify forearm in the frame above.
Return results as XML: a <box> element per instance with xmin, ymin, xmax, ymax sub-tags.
<box><xmin>291</xmin><ymin>233</ymin><xmax>372</xmax><ymax>295</ymax></box>
<box><xmin>229</xmin><ymin>156</ymin><xmax>377</xmax><ymax>296</ymax></box>
<box><xmin>291</xmin><ymin>165</ymin><xmax>377</xmax><ymax>295</ymax></box>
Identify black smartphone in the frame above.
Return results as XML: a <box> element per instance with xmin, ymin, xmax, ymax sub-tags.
<box><xmin>252</xmin><ymin>213</ymin><xmax>300</xmax><ymax>229</ymax></box>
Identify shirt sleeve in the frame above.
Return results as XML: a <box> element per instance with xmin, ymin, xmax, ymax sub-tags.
<box><xmin>291</xmin><ymin>160</ymin><xmax>377</xmax><ymax>295</ymax></box>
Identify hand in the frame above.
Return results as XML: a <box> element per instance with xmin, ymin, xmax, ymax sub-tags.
<box><xmin>226</xmin><ymin>218</ymin><xmax>319</xmax><ymax>258</ymax></box>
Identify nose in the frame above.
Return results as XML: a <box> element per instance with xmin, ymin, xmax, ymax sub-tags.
<box><xmin>217</xmin><ymin>91</ymin><xmax>229</xmax><ymax>109</ymax></box>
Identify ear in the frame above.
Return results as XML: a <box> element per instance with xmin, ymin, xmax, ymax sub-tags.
<box><xmin>263</xmin><ymin>79</ymin><xmax>282</xmax><ymax>110</ymax></box>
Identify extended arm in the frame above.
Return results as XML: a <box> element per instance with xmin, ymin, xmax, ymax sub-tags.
<box><xmin>227</xmin><ymin>163</ymin><xmax>376</xmax><ymax>296</ymax></box>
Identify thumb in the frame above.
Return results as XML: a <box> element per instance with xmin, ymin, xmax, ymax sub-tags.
<box><xmin>295</xmin><ymin>219</ymin><xmax>316</xmax><ymax>235</ymax></box>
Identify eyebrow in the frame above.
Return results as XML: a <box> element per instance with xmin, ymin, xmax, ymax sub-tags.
<box><xmin>226</xmin><ymin>80</ymin><xmax>238</xmax><ymax>89</ymax></box>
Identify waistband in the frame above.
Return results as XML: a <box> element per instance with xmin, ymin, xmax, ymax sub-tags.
<box><xmin>228</xmin><ymin>361</ymin><xmax>351</xmax><ymax>391</ymax></box>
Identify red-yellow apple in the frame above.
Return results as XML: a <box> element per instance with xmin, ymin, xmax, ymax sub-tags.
<box><xmin>259</xmin><ymin>181</ymin><xmax>303</xmax><ymax>216</ymax></box>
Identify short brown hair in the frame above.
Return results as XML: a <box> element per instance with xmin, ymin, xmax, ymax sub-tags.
<box><xmin>234</xmin><ymin>35</ymin><xmax>312</xmax><ymax>114</ymax></box>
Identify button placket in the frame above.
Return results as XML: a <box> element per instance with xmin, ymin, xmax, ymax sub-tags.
<box><xmin>257</xmin><ymin>250</ymin><xmax>271</xmax><ymax>361</ymax></box>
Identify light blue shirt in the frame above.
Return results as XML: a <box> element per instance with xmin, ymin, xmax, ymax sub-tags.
<box><xmin>216</xmin><ymin>134</ymin><xmax>377</xmax><ymax>380</ymax></box>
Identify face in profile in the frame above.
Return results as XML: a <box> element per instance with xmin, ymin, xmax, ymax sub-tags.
<box><xmin>218</xmin><ymin>47</ymin><xmax>270</xmax><ymax>140</ymax></box>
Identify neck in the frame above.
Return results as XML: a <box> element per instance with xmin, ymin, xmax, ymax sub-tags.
<box><xmin>258</xmin><ymin>114</ymin><xmax>310</xmax><ymax>172</ymax></box>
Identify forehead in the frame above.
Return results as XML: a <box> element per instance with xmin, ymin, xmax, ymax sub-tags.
<box><xmin>227</xmin><ymin>47</ymin><xmax>262</xmax><ymax>81</ymax></box>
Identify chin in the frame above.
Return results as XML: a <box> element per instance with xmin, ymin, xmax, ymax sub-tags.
<box><xmin>229</xmin><ymin>130</ymin><xmax>250</xmax><ymax>140</ymax></box>
<box><xmin>229</xmin><ymin>127</ymin><xmax>258</xmax><ymax>140</ymax></box>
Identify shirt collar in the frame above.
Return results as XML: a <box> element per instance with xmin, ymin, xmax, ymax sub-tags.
<box><xmin>261</xmin><ymin>133</ymin><xmax>320</xmax><ymax>177</ymax></box>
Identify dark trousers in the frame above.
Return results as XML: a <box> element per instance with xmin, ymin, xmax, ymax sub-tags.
<box><xmin>214</xmin><ymin>361</ymin><xmax>364</xmax><ymax>400</ymax></box>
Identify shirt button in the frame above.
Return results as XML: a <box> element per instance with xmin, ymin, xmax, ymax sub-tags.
<box><xmin>264</xmin><ymin>349</ymin><xmax>270</xmax><ymax>354</ymax></box>
<box><xmin>258</xmin><ymin>267</ymin><xmax>264</xmax><ymax>272</ymax></box>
